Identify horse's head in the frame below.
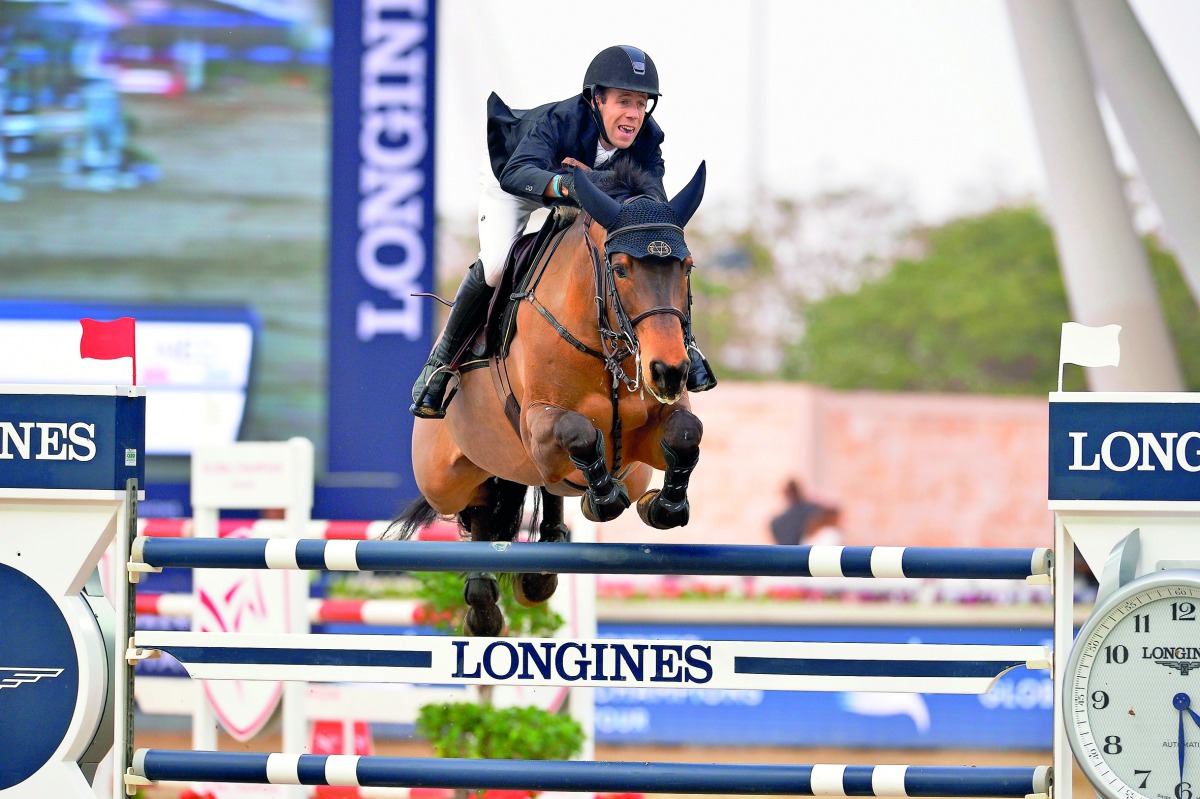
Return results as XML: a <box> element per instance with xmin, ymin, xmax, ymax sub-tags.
<box><xmin>573</xmin><ymin>161</ymin><xmax>706</xmax><ymax>405</ymax></box>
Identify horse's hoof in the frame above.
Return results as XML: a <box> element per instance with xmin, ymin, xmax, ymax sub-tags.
<box><xmin>463</xmin><ymin>573</ymin><xmax>499</xmax><ymax>605</ymax></box>
<box><xmin>581</xmin><ymin>482</ymin><xmax>631</xmax><ymax>523</ymax></box>
<box><xmin>463</xmin><ymin>604</ymin><xmax>505</xmax><ymax>637</ymax></box>
<box><xmin>539</xmin><ymin>522</ymin><xmax>570</xmax><ymax>544</ymax></box>
<box><xmin>513</xmin><ymin>572</ymin><xmax>558</xmax><ymax>607</ymax></box>
<box><xmin>636</xmin><ymin>489</ymin><xmax>690</xmax><ymax>529</ymax></box>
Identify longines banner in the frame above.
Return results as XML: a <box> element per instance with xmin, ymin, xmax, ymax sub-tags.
<box><xmin>0</xmin><ymin>388</ymin><xmax>145</xmax><ymax>491</ymax></box>
<box><xmin>1049</xmin><ymin>397</ymin><xmax>1200</xmax><ymax>502</ymax></box>
<box><xmin>328</xmin><ymin>0</ymin><xmax>436</xmax><ymax>513</ymax></box>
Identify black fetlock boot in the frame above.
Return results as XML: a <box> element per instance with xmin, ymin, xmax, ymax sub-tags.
<box><xmin>570</xmin><ymin>430</ymin><xmax>630</xmax><ymax>523</ymax></box>
<box><xmin>411</xmin><ymin>260</ymin><xmax>492</xmax><ymax>419</ymax></box>
<box><xmin>685</xmin><ymin>342</ymin><xmax>718</xmax><ymax>393</ymax></box>
<box><xmin>637</xmin><ymin>440</ymin><xmax>698</xmax><ymax>529</ymax></box>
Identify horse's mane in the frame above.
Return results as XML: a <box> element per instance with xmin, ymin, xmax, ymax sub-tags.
<box><xmin>589</xmin><ymin>160</ymin><xmax>667</xmax><ymax>202</ymax></box>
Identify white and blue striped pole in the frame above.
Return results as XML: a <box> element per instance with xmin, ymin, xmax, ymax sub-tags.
<box><xmin>131</xmin><ymin>750</ymin><xmax>1052</xmax><ymax>797</ymax></box>
<box><xmin>131</xmin><ymin>539</ymin><xmax>1052</xmax><ymax>580</ymax></box>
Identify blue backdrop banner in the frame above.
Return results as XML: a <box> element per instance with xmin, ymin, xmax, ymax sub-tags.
<box><xmin>590</xmin><ymin>622</ymin><xmax>1053</xmax><ymax>749</ymax></box>
<box><xmin>327</xmin><ymin>0</ymin><xmax>437</xmax><ymax>516</ymax></box>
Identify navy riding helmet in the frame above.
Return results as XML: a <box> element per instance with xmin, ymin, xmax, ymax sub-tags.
<box><xmin>583</xmin><ymin>46</ymin><xmax>661</xmax><ymax>140</ymax></box>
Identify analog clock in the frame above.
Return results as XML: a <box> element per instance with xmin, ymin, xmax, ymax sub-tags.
<box><xmin>1064</xmin><ymin>567</ymin><xmax>1200</xmax><ymax>799</ymax></box>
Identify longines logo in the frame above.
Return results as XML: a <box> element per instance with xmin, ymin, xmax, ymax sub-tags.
<box><xmin>451</xmin><ymin>639</ymin><xmax>714</xmax><ymax>684</ymax></box>
<box><xmin>1143</xmin><ymin>646</ymin><xmax>1200</xmax><ymax>675</ymax></box>
<box><xmin>0</xmin><ymin>667</ymin><xmax>64</xmax><ymax>690</ymax></box>
<box><xmin>0</xmin><ymin>421</ymin><xmax>96</xmax><ymax>462</ymax></box>
<box><xmin>1067</xmin><ymin>431</ymin><xmax>1200</xmax><ymax>473</ymax></box>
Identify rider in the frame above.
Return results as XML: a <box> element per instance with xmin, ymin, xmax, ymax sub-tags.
<box><xmin>410</xmin><ymin>44</ymin><xmax>718</xmax><ymax>419</ymax></box>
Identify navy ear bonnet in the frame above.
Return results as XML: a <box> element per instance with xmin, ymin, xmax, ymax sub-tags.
<box><xmin>603</xmin><ymin>198</ymin><xmax>690</xmax><ymax>261</ymax></box>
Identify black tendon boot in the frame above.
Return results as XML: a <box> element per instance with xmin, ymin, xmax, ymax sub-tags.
<box><xmin>685</xmin><ymin>341</ymin><xmax>718</xmax><ymax>393</ymax></box>
<box><xmin>570</xmin><ymin>430</ymin><xmax>631</xmax><ymax>523</ymax></box>
<box><xmin>410</xmin><ymin>260</ymin><xmax>492</xmax><ymax>419</ymax></box>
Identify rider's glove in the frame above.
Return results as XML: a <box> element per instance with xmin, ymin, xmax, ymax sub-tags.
<box><xmin>555</xmin><ymin>171</ymin><xmax>577</xmax><ymax>203</ymax></box>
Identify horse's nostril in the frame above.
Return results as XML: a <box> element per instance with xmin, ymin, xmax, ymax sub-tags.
<box><xmin>650</xmin><ymin>360</ymin><xmax>689</xmax><ymax>393</ymax></box>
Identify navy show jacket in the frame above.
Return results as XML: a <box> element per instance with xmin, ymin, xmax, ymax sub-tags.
<box><xmin>486</xmin><ymin>92</ymin><xmax>666</xmax><ymax>204</ymax></box>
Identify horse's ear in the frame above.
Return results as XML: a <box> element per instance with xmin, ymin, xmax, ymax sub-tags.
<box><xmin>572</xmin><ymin>168</ymin><xmax>621</xmax><ymax>228</ymax></box>
<box><xmin>668</xmin><ymin>161</ymin><xmax>706</xmax><ymax>227</ymax></box>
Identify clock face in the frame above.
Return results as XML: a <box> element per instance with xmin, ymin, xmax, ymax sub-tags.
<box><xmin>1066</xmin><ymin>572</ymin><xmax>1200</xmax><ymax>799</ymax></box>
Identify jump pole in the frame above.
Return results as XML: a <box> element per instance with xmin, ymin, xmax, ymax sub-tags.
<box><xmin>130</xmin><ymin>751</ymin><xmax>1052</xmax><ymax>798</ymax></box>
<box><xmin>130</xmin><ymin>538</ymin><xmax>1053</xmax><ymax>581</ymax></box>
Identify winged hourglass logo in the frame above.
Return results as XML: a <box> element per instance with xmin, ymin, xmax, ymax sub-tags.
<box><xmin>0</xmin><ymin>667</ymin><xmax>64</xmax><ymax>690</ymax></box>
<box><xmin>1156</xmin><ymin>660</ymin><xmax>1200</xmax><ymax>676</ymax></box>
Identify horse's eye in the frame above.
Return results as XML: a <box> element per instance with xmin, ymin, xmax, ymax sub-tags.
<box><xmin>612</xmin><ymin>262</ymin><xmax>628</xmax><ymax>279</ymax></box>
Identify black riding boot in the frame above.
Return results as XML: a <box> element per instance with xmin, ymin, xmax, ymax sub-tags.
<box><xmin>685</xmin><ymin>342</ymin><xmax>718</xmax><ymax>393</ymax></box>
<box><xmin>410</xmin><ymin>260</ymin><xmax>491</xmax><ymax>419</ymax></box>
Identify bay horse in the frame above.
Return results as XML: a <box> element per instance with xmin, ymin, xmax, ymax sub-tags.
<box><xmin>389</xmin><ymin>161</ymin><xmax>707</xmax><ymax>636</ymax></box>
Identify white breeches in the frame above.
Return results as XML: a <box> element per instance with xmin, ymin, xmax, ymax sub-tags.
<box><xmin>477</xmin><ymin>156</ymin><xmax>544</xmax><ymax>287</ymax></box>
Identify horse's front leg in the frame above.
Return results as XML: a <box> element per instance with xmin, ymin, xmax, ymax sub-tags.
<box><xmin>637</xmin><ymin>408</ymin><xmax>703</xmax><ymax>529</ymax></box>
<box><xmin>526</xmin><ymin>406</ymin><xmax>631</xmax><ymax>522</ymax></box>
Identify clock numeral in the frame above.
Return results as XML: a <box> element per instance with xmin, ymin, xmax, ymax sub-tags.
<box><xmin>1172</xmin><ymin>601</ymin><xmax>1196</xmax><ymax>621</ymax></box>
<box><xmin>1134</xmin><ymin>613</ymin><xmax>1151</xmax><ymax>632</ymax></box>
<box><xmin>1104</xmin><ymin>645</ymin><xmax>1130</xmax><ymax>664</ymax></box>
<box><xmin>1091</xmin><ymin>691</ymin><xmax>1110</xmax><ymax>710</ymax></box>
<box><xmin>1175</xmin><ymin>781</ymin><xmax>1193</xmax><ymax>799</ymax></box>
<box><xmin>1103</xmin><ymin>735</ymin><xmax>1123</xmax><ymax>755</ymax></box>
<box><xmin>1133</xmin><ymin>770</ymin><xmax>1151</xmax><ymax>789</ymax></box>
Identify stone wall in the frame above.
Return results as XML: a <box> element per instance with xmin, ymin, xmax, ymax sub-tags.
<box><xmin>596</xmin><ymin>382</ymin><xmax>1052</xmax><ymax>549</ymax></box>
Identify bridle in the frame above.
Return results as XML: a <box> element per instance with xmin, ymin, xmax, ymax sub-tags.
<box><xmin>583</xmin><ymin>215</ymin><xmax>691</xmax><ymax>393</ymax></box>
<box><xmin>518</xmin><ymin>205</ymin><xmax>693</xmax><ymax>475</ymax></box>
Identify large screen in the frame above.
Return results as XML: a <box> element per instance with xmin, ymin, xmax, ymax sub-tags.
<box><xmin>1</xmin><ymin>1</ymin><xmax>331</xmax><ymax>465</ymax></box>
<box><xmin>0</xmin><ymin>300</ymin><xmax>257</xmax><ymax>456</ymax></box>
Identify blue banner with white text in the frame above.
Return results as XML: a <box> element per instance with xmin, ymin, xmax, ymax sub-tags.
<box><xmin>589</xmin><ymin>623</ymin><xmax>1052</xmax><ymax>749</ymax></box>
<box><xmin>1049</xmin><ymin>400</ymin><xmax>1200</xmax><ymax>502</ymax></box>
<box><xmin>328</xmin><ymin>0</ymin><xmax>436</xmax><ymax>515</ymax></box>
<box><xmin>0</xmin><ymin>390</ymin><xmax>145</xmax><ymax>491</ymax></box>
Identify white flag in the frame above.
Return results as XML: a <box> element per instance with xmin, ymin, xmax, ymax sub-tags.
<box><xmin>1060</xmin><ymin>322</ymin><xmax>1121</xmax><ymax>368</ymax></box>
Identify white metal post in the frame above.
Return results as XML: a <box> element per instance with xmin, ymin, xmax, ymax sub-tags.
<box><xmin>1004</xmin><ymin>0</ymin><xmax>1183</xmax><ymax>391</ymax></box>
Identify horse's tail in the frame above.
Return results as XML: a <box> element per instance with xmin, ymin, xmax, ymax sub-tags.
<box><xmin>383</xmin><ymin>495</ymin><xmax>440</xmax><ymax>541</ymax></box>
<box><xmin>384</xmin><ymin>480</ymin><xmax>542</xmax><ymax>543</ymax></box>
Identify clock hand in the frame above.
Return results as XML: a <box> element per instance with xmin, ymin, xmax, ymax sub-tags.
<box><xmin>1178</xmin><ymin>693</ymin><xmax>1196</xmax><ymax>788</ymax></box>
<box><xmin>1180</xmin><ymin>705</ymin><xmax>1187</xmax><ymax>789</ymax></box>
<box><xmin>1180</xmin><ymin>693</ymin><xmax>1200</xmax><ymax>730</ymax></box>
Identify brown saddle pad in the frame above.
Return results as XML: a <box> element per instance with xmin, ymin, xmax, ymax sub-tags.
<box><xmin>455</xmin><ymin>208</ymin><xmax>576</xmax><ymax>369</ymax></box>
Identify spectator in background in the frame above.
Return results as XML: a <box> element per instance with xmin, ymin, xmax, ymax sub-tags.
<box><xmin>769</xmin><ymin>479</ymin><xmax>827</xmax><ymax>546</ymax></box>
<box><xmin>804</xmin><ymin>504</ymin><xmax>844</xmax><ymax>547</ymax></box>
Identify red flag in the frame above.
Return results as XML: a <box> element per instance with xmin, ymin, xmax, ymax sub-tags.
<box><xmin>80</xmin><ymin>317</ymin><xmax>137</xmax><ymax>384</ymax></box>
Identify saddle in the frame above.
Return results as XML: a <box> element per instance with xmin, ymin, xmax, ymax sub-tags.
<box><xmin>454</xmin><ymin>207</ymin><xmax>578</xmax><ymax>374</ymax></box>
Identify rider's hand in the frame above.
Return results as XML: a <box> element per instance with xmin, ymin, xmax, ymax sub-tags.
<box><xmin>560</xmin><ymin>157</ymin><xmax>591</xmax><ymax>172</ymax></box>
<box><xmin>556</xmin><ymin>171</ymin><xmax>576</xmax><ymax>199</ymax></box>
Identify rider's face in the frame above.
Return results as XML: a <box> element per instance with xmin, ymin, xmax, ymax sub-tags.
<box><xmin>595</xmin><ymin>89</ymin><xmax>648</xmax><ymax>149</ymax></box>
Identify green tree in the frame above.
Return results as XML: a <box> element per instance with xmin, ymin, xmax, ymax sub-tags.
<box><xmin>787</xmin><ymin>205</ymin><xmax>1200</xmax><ymax>394</ymax></box>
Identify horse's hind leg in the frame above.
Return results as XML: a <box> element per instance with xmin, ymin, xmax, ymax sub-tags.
<box><xmin>637</xmin><ymin>408</ymin><xmax>703</xmax><ymax>529</ymax></box>
<box><xmin>460</xmin><ymin>505</ymin><xmax>505</xmax><ymax>637</ymax></box>
<box><xmin>513</xmin><ymin>489</ymin><xmax>567</xmax><ymax>607</ymax></box>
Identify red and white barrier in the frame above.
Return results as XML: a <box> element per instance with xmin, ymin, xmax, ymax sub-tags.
<box><xmin>137</xmin><ymin>518</ymin><xmax>460</xmax><ymax>541</ymax></box>
<box><xmin>137</xmin><ymin>593</ymin><xmax>425</xmax><ymax>626</ymax></box>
